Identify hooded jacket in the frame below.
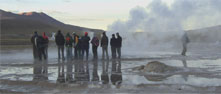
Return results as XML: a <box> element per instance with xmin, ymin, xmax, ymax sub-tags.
<box><xmin>116</xmin><ymin>35</ymin><xmax>122</xmax><ymax>48</ymax></box>
<box><xmin>81</xmin><ymin>35</ymin><xmax>90</xmax><ymax>49</ymax></box>
<box><xmin>42</xmin><ymin>32</ymin><xmax>49</xmax><ymax>45</ymax></box>
<box><xmin>110</xmin><ymin>36</ymin><xmax>117</xmax><ymax>47</ymax></box>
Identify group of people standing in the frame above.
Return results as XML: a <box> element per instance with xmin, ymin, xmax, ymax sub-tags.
<box><xmin>31</xmin><ymin>30</ymin><xmax>122</xmax><ymax>61</ymax></box>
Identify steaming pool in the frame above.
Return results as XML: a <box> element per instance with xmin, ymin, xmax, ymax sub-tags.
<box><xmin>1</xmin><ymin>46</ymin><xmax>221</xmax><ymax>93</ymax></box>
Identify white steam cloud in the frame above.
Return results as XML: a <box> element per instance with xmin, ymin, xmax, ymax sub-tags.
<box><xmin>107</xmin><ymin>0</ymin><xmax>221</xmax><ymax>51</ymax></box>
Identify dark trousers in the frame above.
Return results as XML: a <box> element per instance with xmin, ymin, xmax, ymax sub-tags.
<box><xmin>82</xmin><ymin>48</ymin><xmax>89</xmax><ymax>60</ymax></box>
<box><xmin>74</xmin><ymin>47</ymin><xmax>78</xmax><ymax>59</ymax></box>
<box><xmin>38</xmin><ymin>47</ymin><xmax>47</xmax><ymax>61</ymax></box>
<box><xmin>57</xmin><ymin>45</ymin><xmax>64</xmax><ymax>60</ymax></box>
<box><xmin>66</xmin><ymin>46</ymin><xmax>72</xmax><ymax>61</ymax></box>
<box><xmin>102</xmin><ymin>45</ymin><xmax>109</xmax><ymax>60</ymax></box>
<box><xmin>111</xmin><ymin>47</ymin><xmax>116</xmax><ymax>59</ymax></box>
<box><xmin>77</xmin><ymin>49</ymin><xmax>82</xmax><ymax>60</ymax></box>
<box><xmin>33</xmin><ymin>45</ymin><xmax>38</xmax><ymax>59</ymax></box>
<box><xmin>181</xmin><ymin>44</ymin><xmax>187</xmax><ymax>56</ymax></box>
<box><xmin>92</xmin><ymin>46</ymin><xmax>98</xmax><ymax>59</ymax></box>
<box><xmin>116</xmin><ymin>47</ymin><xmax>121</xmax><ymax>59</ymax></box>
<box><xmin>45</xmin><ymin>46</ymin><xmax>48</xmax><ymax>59</ymax></box>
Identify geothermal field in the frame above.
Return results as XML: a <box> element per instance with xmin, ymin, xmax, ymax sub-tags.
<box><xmin>1</xmin><ymin>42</ymin><xmax>221</xmax><ymax>93</ymax></box>
<box><xmin>1</xmin><ymin>0</ymin><xmax>221</xmax><ymax>93</ymax></box>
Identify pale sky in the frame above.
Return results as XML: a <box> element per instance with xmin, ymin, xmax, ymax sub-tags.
<box><xmin>0</xmin><ymin>0</ymin><xmax>175</xmax><ymax>30</ymax></box>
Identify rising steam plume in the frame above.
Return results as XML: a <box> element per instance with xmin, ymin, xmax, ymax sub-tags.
<box><xmin>107</xmin><ymin>0</ymin><xmax>221</xmax><ymax>51</ymax></box>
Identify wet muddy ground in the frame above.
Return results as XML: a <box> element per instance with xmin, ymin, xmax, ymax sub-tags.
<box><xmin>1</xmin><ymin>46</ymin><xmax>221</xmax><ymax>93</ymax></box>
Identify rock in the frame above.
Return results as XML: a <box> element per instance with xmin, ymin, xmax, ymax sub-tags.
<box><xmin>134</xmin><ymin>61</ymin><xmax>177</xmax><ymax>73</ymax></box>
<box><xmin>143</xmin><ymin>61</ymin><xmax>172</xmax><ymax>73</ymax></box>
<box><xmin>132</xmin><ymin>61</ymin><xmax>181</xmax><ymax>81</ymax></box>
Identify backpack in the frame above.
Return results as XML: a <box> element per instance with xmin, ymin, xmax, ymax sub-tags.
<box><xmin>66</xmin><ymin>37</ymin><xmax>72</xmax><ymax>45</ymax></box>
<box><xmin>92</xmin><ymin>37</ymin><xmax>99</xmax><ymax>46</ymax></box>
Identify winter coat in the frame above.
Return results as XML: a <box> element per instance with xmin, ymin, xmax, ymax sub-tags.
<box><xmin>91</xmin><ymin>37</ymin><xmax>99</xmax><ymax>47</ymax></box>
<box><xmin>116</xmin><ymin>35</ymin><xmax>122</xmax><ymax>48</ymax></box>
<box><xmin>101</xmin><ymin>35</ymin><xmax>108</xmax><ymax>47</ymax></box>
<box><xmin>110</xmin><ymin>37</ymin><xmax>117</xmax><ymax>47</ymax></box>
<box><xmin>77</xmin><ymin>38</ymin><xmax>82</xmax><ymax>50</ymax></box>
<box><xmin>73</xmin><ymin>35</ymin><xmax>79</xmax><ymax>48</ymax></box>
<box><xmin>81</xmin><ymin>35</ymin><xmax>90</xmax><ymax>49</ymax></box>
<box><xmin>31</xmin><ymin>34</ymin><xmax>38</xmax><ymax>46</ymax></box>
<box><xmin>36</xmin><ymin>36</ymin><xmax>48</xmax><ymax>49</ymax></box>
<box><xmin>55</xmin><ymin>32</ymin><xmax>65</xmax><ymax>46</ymax></box>
<box><xmin>42</xmin><ymin>32</ymin><xmax>49</xmax><ymax>47</ymax></box>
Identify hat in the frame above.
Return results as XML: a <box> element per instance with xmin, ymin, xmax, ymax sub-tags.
<box><xmin>72</xmin><ymin>32</ymin><xmax>76</xmax><ymax>35</ymax></box>
<box><xmin>85</xmin><ymin>32</ymin><xmax>88</xmax><ymax>36</ymax></box>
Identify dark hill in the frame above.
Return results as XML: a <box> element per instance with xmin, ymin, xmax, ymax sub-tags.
<box><xmin>0</xmin><ymin>9</ymin><xmax>104</xmax><ymax>45</ymax></box>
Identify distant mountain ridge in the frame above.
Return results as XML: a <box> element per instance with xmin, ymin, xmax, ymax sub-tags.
<box><xmin>0</xmin><ymin>9</ymin><xmax>104</xmax><ymax>40</ymax></box>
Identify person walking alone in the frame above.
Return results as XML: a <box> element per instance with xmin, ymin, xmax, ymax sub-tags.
<box><xmin>101</xmin><ymin>32</ymin><xmax>109</xmax><ymax>60</ymax></box>
<box><xmin>55</xmin><ymin>30</ymin><xmax>65</xmax><ymax>60</ymax></box>
<box><xmin>91</xmin><ymin>33</ymin><xmax>99</xmax><ymax>60</ymax></box>
<box><xmin>181</xmin><ymin>32</ymin><xmax>190</xmax><ymax>56</ymax></box>
<box><xmin>116</xmin><ymin>33</ymin><xmax>122</xmax><ymax>59</ymax></box>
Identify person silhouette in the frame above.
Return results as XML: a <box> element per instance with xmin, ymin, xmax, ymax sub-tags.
<box><xmin>181</xmin><ymin>32</ymin><xmax>190</xmax><ymax>56</ymax></box>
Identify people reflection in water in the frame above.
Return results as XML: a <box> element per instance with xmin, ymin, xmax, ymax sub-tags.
<box><xmin>74</xmin><ymin>60</ymin><xmax>90</xmax><ymax>82</ymax></box>
<box><xmin>33</xmin><ymin>60</ymin><xmax>48</xmax><ymax>81</ymax></box>
<box><xmin>57</xmin><ymin>60</ymin><xmax>65</xmax><ymax>83</ymax></box>
<box><xmin>55</xmin><ymin>58</ymin><xmax>124</xmax><ymax>84</ymax></box>
<box><xmin>92</xmin><ymin>60</ymin><xmax>99</xmax><ymax>81</ymax></box>
<box><xmin>111</xmin><ymin>59</ymin><xmax>122</xmax><ymax>85</ymax></box>
<box><xmin>57</xmin><ymin>59</ymin><xmax>74</xmax><ymax>83</ymax></box>
<box><xmin>66</xmin><ymin>60</ymin><xmax>74</xmax><ymax>82</ymax></box>
<box><xmin>101</xmin><ymin>60</ymin><xmax>109</xmax><ymax>84</ymax></box>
